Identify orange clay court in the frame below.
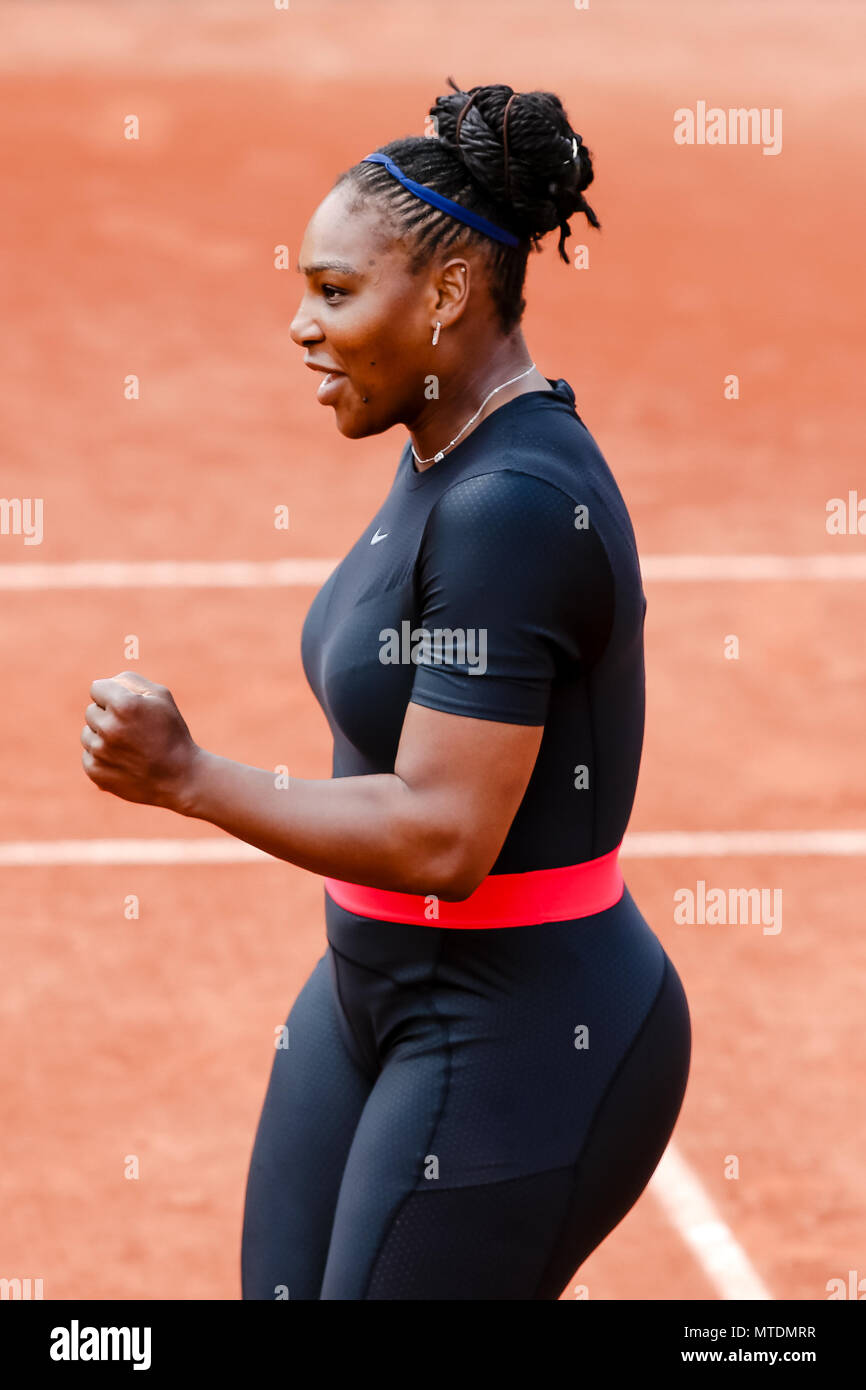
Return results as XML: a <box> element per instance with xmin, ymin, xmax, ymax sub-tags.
<box><xmin>0</xmin><ymin>0</ymin><xmax>863</xmax><ymax>1300</ymax></box>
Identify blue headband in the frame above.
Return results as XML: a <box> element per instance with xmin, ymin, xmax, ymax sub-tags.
<box><xmin>360</xmin><ymin>152</ymin><xmax>520</xmax><ymax>248</ymax></box>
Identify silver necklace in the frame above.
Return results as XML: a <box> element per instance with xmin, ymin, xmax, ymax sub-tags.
<box><xmin>411</xmin><ymin>362</ymin><xmax>537</xmax><ymax>465</ymax></box>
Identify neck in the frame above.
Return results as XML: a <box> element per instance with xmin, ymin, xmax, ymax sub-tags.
<box><xmin>408</xmin><ymin>332</ymin><xmax>549</xmax><ymax>470</ymax></box>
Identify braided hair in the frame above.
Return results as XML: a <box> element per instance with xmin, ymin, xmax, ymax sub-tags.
<box><xmin>335</xmin><ymin>78</ymin><xmax>600</xmax><ymax>335</ymax></box>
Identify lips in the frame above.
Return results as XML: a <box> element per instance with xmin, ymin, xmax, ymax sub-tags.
<box><xmin>305</xmin><ymin>360</ymin><xmax>347</xmax><ymax>405</ymax></box>
<box><xmin>316</xmin><ymin>371</ymin><xmax>346</xmax><ymax>404</ymax></box>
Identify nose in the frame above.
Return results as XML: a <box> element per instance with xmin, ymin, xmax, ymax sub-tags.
<box><xmin>289</xmin><ymin>294</ymin><xmax>324</xmax><ymax>348</ymax></box>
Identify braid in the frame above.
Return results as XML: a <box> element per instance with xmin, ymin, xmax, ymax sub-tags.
<box><xmin>335</xmin><ymin>78</ymin><xmax>600</xmax><ymax>335</ymax></box>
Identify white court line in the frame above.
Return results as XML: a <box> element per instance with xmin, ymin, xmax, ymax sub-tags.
<box><xmin>0</xmin><ymin>838</ymin><xmax>272</xmax><ymax>865</ymax></box>
<box><xmin>1</xmin><ymin>554</ymin><xmax>866</xmax><ymax>588</ymax></box>
<box><xmin>640</xmin><ymin>554</ymin><xmax>866</xmax><ymax>581</ymax></box>
<box><xmin>0</xmin><ymin>559</ymin><xmax>337</xmax><ymax>589</ymax></box>
<box><xmin>650</xmin><ymin>1144</ymin><xmax>772</xmax><ymax>1300</ymax></box>
<box><xmin>2</xmin><ymin>828</ymin><xmax>863</xmax><ymax>866</ymax></box>
<box><xmin>623</xmin><ymin>829</ymin><xmax>866</xmax><ymax>857</ymax></box>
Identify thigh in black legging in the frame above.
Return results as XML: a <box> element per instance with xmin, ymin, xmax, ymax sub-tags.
<box><xmin>240</xmin><ymin>952</ymin><xmax>374</xmax><ymax>1300</ymax></box>
<box><xmin>319</xmin><ymin>895</ymin><xmax>691</xmax><ymax>1299</ymax></box>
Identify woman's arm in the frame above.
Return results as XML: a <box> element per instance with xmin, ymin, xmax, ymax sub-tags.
<box><xmin>181</xmin><ymin>702</ymin><xmax>542</xmax><ymax>899</ymax></box>
<box><xmin>82</xmin><ymin>674</ymin><xmax>543</xmax><ymax>901</ymax></box>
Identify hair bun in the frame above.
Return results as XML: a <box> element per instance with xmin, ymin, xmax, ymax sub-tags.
<box><xmin>430</xmin><ymin>77</ymin><xmax>600</xmax><ymax>260</ymax></box>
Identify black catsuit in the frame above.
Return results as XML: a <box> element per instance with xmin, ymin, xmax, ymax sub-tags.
<box><xmin>240</xmin><ymin>379</ymin><xmax>691</xmax><ymax>1299</ymax></box>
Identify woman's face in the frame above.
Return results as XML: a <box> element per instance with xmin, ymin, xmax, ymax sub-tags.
<box><xmin>291</xmin><ymin>183</ymin><xmax>440</xmax><ymax>438</ymax></box>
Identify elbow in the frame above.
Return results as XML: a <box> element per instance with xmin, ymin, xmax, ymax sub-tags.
<box><xmin>438</xmin><ymin>875</ymin><xmax>483</xmax><ymax>903</ymax></box>
<box><xmin>393</xmin><ymin>800</ymin><xmax>488</xmax><ymax>901</ymax></box>
<box><xmin>423</xmin><ymin>846</ymin><xmax>487</xmax><ymax>903</ymax></box>
<box><xmin>419</xmin><ymin>870</ymin><xmax>481</xmax><ymax>903</ymax></box>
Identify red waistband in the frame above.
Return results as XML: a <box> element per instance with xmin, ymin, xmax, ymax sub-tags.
<box><xmin>324</xmin><ymin>844</ymin><xmax>624</xmax><ymax>929</ymax></box>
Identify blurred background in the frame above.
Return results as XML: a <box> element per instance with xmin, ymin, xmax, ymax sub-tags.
<box><xmin>0</xmin><ymin>0</ymin><xmax>863</xmax><ymax>1300</ymax></box>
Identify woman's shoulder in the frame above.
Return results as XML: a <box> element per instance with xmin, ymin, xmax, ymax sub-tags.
<box><xmin>428</xmin><ymin>447</ymin><xmax>633</xmax><ymax>556</ymax></box>
<box><xmin>421</xmin><ymin>429</ymin><xmax>641</xmax><ymax>597</ymax></box>
<box><xmin>429</xmin><ymin>466</ymin><xmax>586</xmax><ymax>537</ymax></box>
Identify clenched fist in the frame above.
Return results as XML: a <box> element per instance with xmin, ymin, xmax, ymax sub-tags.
<box><xmin>81</xmin><ymin>671</ymin><xmax>200</xmax><ymax>812</ymax></box>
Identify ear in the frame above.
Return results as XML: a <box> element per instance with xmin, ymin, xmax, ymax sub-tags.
<box><xmin>430</xmin><ymin>257</ymin><xmax>471</xmax><ymax>328</ymax></box>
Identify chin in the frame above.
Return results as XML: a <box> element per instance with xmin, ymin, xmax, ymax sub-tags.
<box><xmin>333</xmin><ymin>406</ymin><xmax>391</xmax><ymax>441</ymax></box>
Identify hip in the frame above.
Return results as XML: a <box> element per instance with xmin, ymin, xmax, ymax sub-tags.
<box><xmin>324</xmin><ymin>880</ymin><xmax>680</xmax><ymax>1054</ymax></box>
<box><xmin>321</xmin><ymin>883</ymin><xmax>690</xmax><ymax>1175</ymax></box>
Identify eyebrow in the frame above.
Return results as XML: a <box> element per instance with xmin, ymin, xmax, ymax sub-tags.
<box><xmin>296</xmin><ymin>259</ymin><xmax>359</xmax><ymax>276</ymax></box>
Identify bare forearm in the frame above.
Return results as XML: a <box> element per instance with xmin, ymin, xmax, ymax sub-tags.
<box><xmin>179</xmin><ymin>748</ymin><xmax>459</xmax><ymax>896</ymax></box>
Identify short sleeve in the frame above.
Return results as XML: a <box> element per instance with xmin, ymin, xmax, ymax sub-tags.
<box><xmin>409</xmin><ymin>470</ymin><xmax>613</xmax><ymax>725</ymax></box>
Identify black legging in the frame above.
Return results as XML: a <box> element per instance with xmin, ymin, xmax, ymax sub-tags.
<box><xmin>241</xmin><ymin>883</ymin><xmax>691</xmax><ymax>1300</ymax></box>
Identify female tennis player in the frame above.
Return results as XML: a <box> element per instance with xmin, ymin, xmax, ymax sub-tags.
<box><xmin>81</xmin><ymin>79</ymin><xmax>691</xmax><ymax>1300</ymax></box>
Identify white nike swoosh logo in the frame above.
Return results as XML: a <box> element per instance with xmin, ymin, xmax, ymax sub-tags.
<box><xmin>370</xmin><ymin>528</ymin><xmax>389</xmax><ymax>545</ymax></box>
